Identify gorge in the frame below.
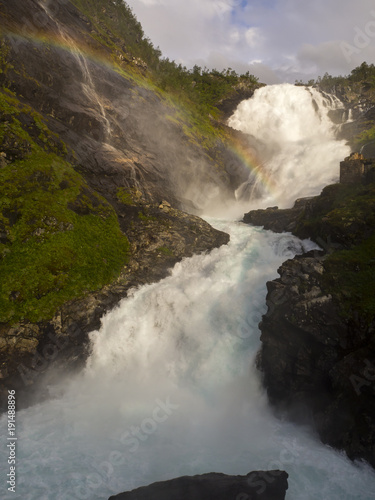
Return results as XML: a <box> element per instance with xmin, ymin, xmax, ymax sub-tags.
<box><xmin>1</xmin><ymin>1</ymin><xmax>375</xmax><ymax>499</ymax></box>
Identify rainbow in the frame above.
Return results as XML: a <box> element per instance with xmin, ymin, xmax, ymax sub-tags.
<box><xmin>228</xmin><ymin>135</ymin><xmax>277</xmax><ymax>196</ymax></box>
<box><xmin>2</xmin><ymin>28</ymin><xmax>131</xmax><ymax>77</ymax></box>
<box><xmin>3</xmin><ymin>29</ymin><xmax>277</xmax><ymax>197</ymax></box>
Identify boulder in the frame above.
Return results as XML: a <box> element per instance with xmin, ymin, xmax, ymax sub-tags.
<box><xmin>243</xmin><ymin>197</ymin><xmax>314</xmax><ymax>234</ymax></box>
<box><xmin>108</xmin><ymin>471</ymin><xmax>289</xmax><ymax>500</ymax></box>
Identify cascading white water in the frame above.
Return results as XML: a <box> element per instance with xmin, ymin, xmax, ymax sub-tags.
<box><xmin>1</xmin><ymin>85</ymin><xmax>375</xmax><ymax>500</ymax></box>
<box><xmin>229</xmin><ymin>84</ymin><xmax>351</xmax><ymax>209</ymax></box>
<box><xmin>38</xmin><ymin>1</ymin><xmax>111</xmax><ymax>140</ymax></box>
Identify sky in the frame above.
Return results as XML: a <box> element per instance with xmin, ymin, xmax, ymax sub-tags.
<box><xmin>124</xmin><ymin>0</ymin><xmax>375</xmax><ymax>83</ymax></box>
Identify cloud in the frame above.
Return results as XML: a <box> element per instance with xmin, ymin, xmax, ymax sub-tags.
<box><xmin>297</xmin><ymin>40</ymin><xmax>375</xmax><ymax>78</ymax></box>
<box><xmin>125</xmin><ymin>0</ymin><xmax>375</xmax><ymax>83</ymax></box>
<box><xmin>245</xmin><ymin>27</ymin><xmax>263</xmax><ymax>48</ymax></box>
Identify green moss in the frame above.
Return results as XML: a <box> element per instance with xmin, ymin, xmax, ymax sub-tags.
<box><xmin>0</xmin><ymin>90</ymin><xmax>130</xmax><ymax>324</ymax></box>
<box><xmin>0</xmin><ymin>40</ymin><xmax>14</xmax><ymax>77</ymax></box>
<box><xmin>138</xmin><ymin>211</ymin><xmax>157</xmax><ymax>222</ymax></box>
<box><xmin>0</xmin><ymin>88</ymin><xmax>68</xmax><ymax>158</ymax></box>
<box><xmin>116</xmin><ymin>187</ymin><xmax>134</xmax><ymax>205</ymax></box>
<box><xmin>156</xmin><ymin>246</ymin><xmax>174</xmax><ymax>257</ymax></box>
<box><xmin>323</xmin><ymin>233</ymin><xmax>375</xmax><ymax>323</ymax></box>
<box><xmin>293</xmin><ymin>181</ymin><xmax>375</xmax><ymax>325</ymax></box>
<box><xmin>355</xmin><ymin>125</ymin><xmax>375</xmax><ymax>147</ymax></box>
<box><xmin>295</xmin><ymin>183</ymin><xmax>375</xmax><ymax>245</ymax></box>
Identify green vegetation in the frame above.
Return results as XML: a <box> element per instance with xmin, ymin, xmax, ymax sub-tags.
<box><xmin>116</xmin><ymin>187</ymin><xmax>134</xmax><ymax>205</ymax></box>
<box><xmin>156</xmin><ymin>246</ymin><xmax>174</xmax><ymax>257</ymax></box>
<box><xmin>295</xmin><ymin>62</ymin><xmax>375</xmax><ymax>90</ymax></box>
<box><xmin>70</xmin><ymin>0</ymin><xmax>259</xmax><ymax>132</ymax></box>
<box><xmin>70</xmin><ymin>0</ymin><xmax>161</xmax><ymax>69</ymax></box>
<box><xmin>294</xmin><ymin>182</ymin><xmax>375</xmax><ymax>323</ymax></box>
<box><xmin>152</xmin><ymin>63</ymin><xmax>259</xmax><ymax>113</ymax></box>
<box><xmin>138</xmin><ymin>211</ymin><xmax>157</xmax><ymax>222</ymax></box>
<box><xmin>0</xmin><ymin>88</ymin><xmax>130</xmax><ymax>323</ymax></box>
<box><xmin>355</xmin><ymin>125</ymin><xmax>375</xmax><ymax>148</ymax></box>
<box><xmin>70</xmin><ymin>0</ymin><xmax>258</xmax><ymax>98</ymax></box>
<box><xmin>296</xmin><ymin>183</ymin><xmax>375</xmax><ymax>246</ymax></box>
<box><xmin>324</xmin><ymin>233</ymin><xmax>375</xmax><ymax>322</ymax></box>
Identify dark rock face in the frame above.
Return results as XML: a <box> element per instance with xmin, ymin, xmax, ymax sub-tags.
<box><xmin>243</xmin><ymin>198</ymin><xmax>314</xmax><ymax>234</ymax></box>
<box><xmin>258</xmin><ymin>251</ymin><xmax>375</xmax><ymax>467</ymax></box>
<box><xmin>108</xmin><ymin>471</ymin><xmax>289</xmax><ymax>500</ymax></box>
<box><xmin>217</xmin><ymin>85</ymin><xmax>260</xmax><ymax>121</ymax></box>
<box><xmin>244</xmin><ymin>182</ymin><xmax>375</xmax><ymax>250</ymax></box>
<box><xmin>0</xmin><ymin>0</ymin><xmax>246</xmax><ymax>213</ymax></box>
<box><xmin>324</xmin><ymin>82</ymin><xmax>375</xmax><ymax>152</ymax></box>
<box><xmin>244</xmin><ymin>183</ymin><xmax>375</xmax><ymax>467</ymax></box>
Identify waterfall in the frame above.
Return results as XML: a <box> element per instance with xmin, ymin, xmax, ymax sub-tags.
<box><xmin>1</xmin><ymin>85</ymin><xmax>375</xmax><ymax>500</ymax></box>
<box><xmin>73</xmin><ymin>51</ymin><xmax>112</xmax><ymax>139</ymax></box>
<box><xmin>38</xmin><ymin>1</ymin><xmax>111</xmax><ymax>140</ymax></box>
<box><xmin>229</xmin><ymin>84</ymin><xmax>351</xmax><ymax>209</ymax></box>
<box><xmin>2</xmin><ymin>222</ymin><xmax>374</xmax><ymax>500</ymax></box>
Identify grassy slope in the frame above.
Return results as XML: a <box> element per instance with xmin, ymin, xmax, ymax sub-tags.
<box><xmin>69</xmin><ymin>0</ymin><xmax>259</xmax><ymax>146</ymax></box>
<box><xmin>0</xmin><ymin>88</ymin><xmax>129</xmax><ymax>324</ymax></box>
<box><xmin>0</xmin><ymin>0</ymin><xmax>253</xmax><ymax>327</ymax></box>
<box><xmin>0</xmin><ymin>0</ymin><xmax>255</xmax><ymax>326</ymax></box>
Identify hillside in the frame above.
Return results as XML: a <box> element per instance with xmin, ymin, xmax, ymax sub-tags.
<box><xmin>0</xmin><ymin>0</ymin><xmax>259</xmax><ymax>407</ymax></box>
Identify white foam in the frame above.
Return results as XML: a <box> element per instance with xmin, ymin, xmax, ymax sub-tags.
<box><xmin>229</xmin><ymin>84</ymin><xmax>351</xmax><ymax>209</ymax></box>
<box><xmin>1</xmin><ymin>222</ymin><xmax>374</xmax><ymax>500</ymax></box>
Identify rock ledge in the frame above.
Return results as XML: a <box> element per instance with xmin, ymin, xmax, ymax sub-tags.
<box><xmin>108</xmin><ymin>471</ymin><xmax>289</xmax><ymax>500</ymax></box>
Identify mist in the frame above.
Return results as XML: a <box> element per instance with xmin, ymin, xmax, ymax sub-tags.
<box><xmin>228</xmin><ymin>84</ymin><xmax>351</xmax><ymax>209</ymax></box>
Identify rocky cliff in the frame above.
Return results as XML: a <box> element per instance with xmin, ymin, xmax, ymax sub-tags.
<box><xmin>318</xmin><ymin>68</ymin><xmax>375</xmax><ymax>157</ymax></box>
<box><xmin>244</xmin><ymin>178</ymin><xmax>375</xmax><ymax>467</ymax></box>
<box><xmin>0</xmin><ymin>0</ymin><xmax>254</xmax><ymax>408</ymax></box>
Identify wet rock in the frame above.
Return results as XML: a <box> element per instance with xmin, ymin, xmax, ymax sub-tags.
<box><xmin>108</xmin><ymin>471</ymin><xmax>289</xmax><ymax>500</ymax></box>
<box><xmin>243</xmin><ymin>197</ymin><xmax>314</xmax><ymax>234</ymax></box>
<box><xmin>246</xmin><ymin>177</ymin><xmax>375</xmax><ymax>468</ymax></box>
<box><xmin>158</xmin><ymin>200</ymin><xmax>172</xmax><ymax>212</ymax></box>
<box><xmin>257</xmin><ymin>250</ymin><xmax>375</xmax><ymax>468</ymax></box>
<box><xmin>0</xmin><ymin>0</ymin><xmax>247</xmax><ymax>212</ymax></box>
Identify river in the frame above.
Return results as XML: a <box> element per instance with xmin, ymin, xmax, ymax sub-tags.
<box><xmin>1</xmin><ymin>84</ymin><xmax>374</xmax><ymax>500</ymax></box>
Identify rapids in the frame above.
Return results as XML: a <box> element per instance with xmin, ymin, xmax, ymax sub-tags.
<box><xmin>1</xmin><ymin>85</ymin><xmax>373</xmax><ymax>500</ymax></box>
